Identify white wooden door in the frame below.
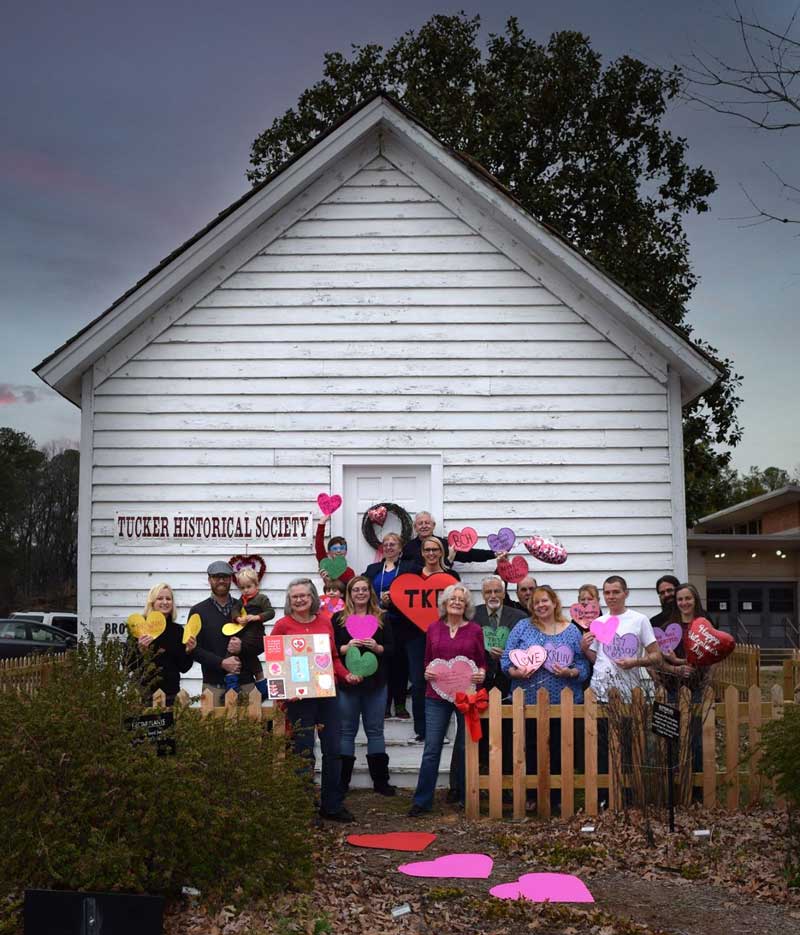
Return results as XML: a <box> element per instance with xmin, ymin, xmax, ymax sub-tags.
<box><xmin>342</xmin><ymin>464</ymin><xmax>432</xmax><ymax>574</ymax></box>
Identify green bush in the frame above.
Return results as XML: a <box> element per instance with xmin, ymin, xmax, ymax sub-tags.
<box><xmin>0</xmin><ymin>638</ymin><xmax>314</xmax><ymax>926</ymax></box>
<box><xmin>759</xmin><ymin>702</ymin><xmax>800</xmax><ymax>809</ymax></box>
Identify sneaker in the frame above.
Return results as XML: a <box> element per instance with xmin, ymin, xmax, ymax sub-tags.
<box><xmin>395</xmin><ymin>705</ymin><xmax>411</xmax><ymax>720</ymax></box>
<box><xmin>319</xmin><ymin>806</ymin><xmax>355</xmax><ymax>823</ymax></box>
<box><xmin>408</xmin><ymin>804</ymin><xmax>428</xmax><ymax>817</ymax></box>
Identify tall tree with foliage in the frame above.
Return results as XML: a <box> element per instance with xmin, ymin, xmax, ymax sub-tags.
<box><xmin>248</xmin><ymin>14</ymin><xmax>742</xmax><ymax>523</ymax></box>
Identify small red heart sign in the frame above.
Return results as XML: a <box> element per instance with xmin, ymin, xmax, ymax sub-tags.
<box><xmin>389</xmin><ymin>572</ymin><xmax>458</xmax><ymax>632</ymax></box>
<box><xmin>447</xmin><ymin>527</ymin><xmax>478</xmax><ymax>551</ymax></box>
<box><xmin>683</xmin><ymin>617</ymin><xmax>735</xmax><ymax>667</ymax></box>
<box><xmin>568</xmin><ymin>601</ymin><xmax>601</xmax><ymax>629</ymax></box>
<box><xmin>317</xmin><ymin>493</ymin><xmax>342</xmax><ymax>516</ymax></box>
<box><xmin>496</xmin><ymin>555</ymin><xmax>529</xmax><ymax>584</ymax></box>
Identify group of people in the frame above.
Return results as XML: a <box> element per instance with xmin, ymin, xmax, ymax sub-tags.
<box><xmin>127</xmin><ymin>510</ymin><xmax>716</xmax><ymax>823</ymax></box>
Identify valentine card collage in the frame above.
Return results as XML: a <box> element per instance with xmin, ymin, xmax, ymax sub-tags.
<box><xmin>263</xmin><ymin>634</ymin><xmax>337</xmax><ymax>700</ymax></box>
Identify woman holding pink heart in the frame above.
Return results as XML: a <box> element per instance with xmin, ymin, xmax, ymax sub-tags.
<box><xmin>408</xmin><ymin>584</ymin><xmax>486</xmax><ymax>816</ymax></box>
<box><xmin>332</xmin><ymin>576</ymin><xmax>396</xmax><ymax>797</ymax></box>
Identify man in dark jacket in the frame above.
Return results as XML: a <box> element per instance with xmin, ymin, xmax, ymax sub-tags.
<box><xmin>188</xmin><ymin>561</ymin><xmax>265</xmax><ymax>705</ymax></box>
<box><xmin>401</xmin><ymin>511</ymin><xmax>503</xmax><ymax>567</ymax></box>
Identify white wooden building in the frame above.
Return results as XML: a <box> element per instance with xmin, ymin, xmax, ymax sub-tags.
<box><xmin>36</xmin><ymin>94</ymin><xmax>720</xmax><ymax>639</ymax></box>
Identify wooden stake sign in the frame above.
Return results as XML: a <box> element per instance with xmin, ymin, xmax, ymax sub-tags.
<box><xmin>389</xmin><ymin>572</ymin><xmax>458</xmax><ymax>632</ymax></box>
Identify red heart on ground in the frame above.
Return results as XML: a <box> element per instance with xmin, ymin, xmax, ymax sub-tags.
<box><xmin>389</xmin><ymin>572</ymin><xmax>458</xmax><ymax>632</ymax></box>
<box><xmin>683</xmin><ymin>617</ymin><xmax>735</xmax><ymax>667</ymax></box>
<box><xmin>447</xmin><ymin>527</ymin><xmax>478</xmax><ymax>551</ymax></box>
<box><xmin>496</xmin><ymin>555</ymin><xmax>529</xmax><ymax>584</ymax></box>
<box><xmin>317</xmin><ymin>493</ymin><xmax>342</xmax><ymax>516</ymax></box>
<box><xmin>429</xmin><ymin>656</ymin><xmax>478</xmax><ymax>702</ymax></box>
<box><xmin>347</xmin><ymin>832</ymin><xmax>436</xmax><ymax>852</ymax></box>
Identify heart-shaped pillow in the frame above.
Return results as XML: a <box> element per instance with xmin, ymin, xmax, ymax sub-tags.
<box><xmin>654</xmin><ymin>623</ymin><xmax>683</xmax><ymax>654</ymax></box>
<box><xmin>345</xmin><ymin>614</ymin><xmax>379</xmax><ymax>641</ymax></box>
<box><xmin>320</xmin><ymin>556</ymin><xmax>347</xmax><ymax>579</ymax></box>
<box><xmin>183</xmin><ymin>613</ymin><xmax>202</xmax><ymax>644</ymax></box>
<box><xmin>484</xmin><ymin>626</ymin><xmax>511</xmax><ymax>651</ymax></box>
<box><xmin>683</xmin><ymin>617</ymin><xmax>735</xmax><ymax>666</ymax></box>
<box><xmin>496</xmin><ymin>555</ymin><xmax>530</xmax><ymax>584</ymax></box>
<box><xmin>345</xmin><ymin>646</ymin><xmax>378</xmax><ymax>678</ymax></box>
<box><xmin>428</xmin><ymin>656</ymin><xmax>478</xmax><ymax>702</ymax></box>
<box><xmin>317</xmin><ymin>493</ymin><xmax>342</xmax><ymax>516</ymax></box>
<box><xmin>508</xmin><ymin>645</ymin><xmax>547</xmax><ymax>673</ymax></box>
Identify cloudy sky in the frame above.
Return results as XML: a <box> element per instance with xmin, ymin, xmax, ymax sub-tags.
<box><xmin>1</xmin><ymin>0</ymin><xmax>797</xmax><ymax>473</ymax></box>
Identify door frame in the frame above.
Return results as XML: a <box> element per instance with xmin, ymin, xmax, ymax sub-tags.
<box><xmin>329</xmin><ymin>452</ymin><xmax>444</xmax><ymax>540</ymax></box>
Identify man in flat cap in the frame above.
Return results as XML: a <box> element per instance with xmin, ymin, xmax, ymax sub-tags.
<box><xmin>186</xmin><ymin>561</ymin><xmax>265</xmax><ymax>705</ymax></box>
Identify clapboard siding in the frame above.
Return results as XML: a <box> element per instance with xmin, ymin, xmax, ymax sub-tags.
<box><xmin>89</xmin><ymin>153</ymin><xmax>675</xmax><ymax>624</ymax></box>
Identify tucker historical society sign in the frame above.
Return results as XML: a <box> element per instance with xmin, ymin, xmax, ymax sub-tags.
<box><xmin>113</xmin><ymin>511</ymin><xmax>313</xmax><ymax>547</ymax></box>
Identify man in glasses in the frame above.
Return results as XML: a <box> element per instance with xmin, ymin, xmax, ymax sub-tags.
<box><xmin>401</xmin><ymin>511</ymin><xmax>504</xmax><ymax>569</ymax></box>
<box><xmin>314</xmin><ymin>516</ymin><xmax>355</xmax><ymax>585</ymax></box>
<box><xmin>650</xmin><ymin>574</ymin><xmax>680</xmax><ymax>628</ymax></box>
<box><xmin>185</xmin><ymin>561</ymin><xmax>265</xmax><ymax>706</ymax></box>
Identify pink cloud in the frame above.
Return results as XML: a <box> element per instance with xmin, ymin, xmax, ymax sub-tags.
<box><xmin>0</xmin><ymin>384</ymin><xmax>52</xmax><ymax>405</ymax></box>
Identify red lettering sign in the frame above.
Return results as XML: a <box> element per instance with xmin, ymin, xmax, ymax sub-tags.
<box><xmin>389</xmin><ymin>573</ymin><xmax>458</xmax><ymax>632</ymax></box>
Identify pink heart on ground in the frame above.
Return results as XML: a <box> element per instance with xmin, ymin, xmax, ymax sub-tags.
<box><xmin>398</xmin><ymin>853</ymin><xmax>494</xmax><ymax>879</ymax></box>
<box><xmin>490</xmin><ymin>872</ymin><xmax>594</xmax><ymax>902</ymax></box>
<box><xmin>429</xmin><ymin>656</ymin><xmax>478</xmax><ymax>702</ymax></box>
<box><xmin>317</xmin><ymin>493</ymin><xmax>342</xmax><ymax>516</ymax></box>
<box><xmin>654</xmin><ymin>623</ymin><xmax>683</xmax><ymax>654</ymax></box>
<box><xmin>508</xmin><ymin>646</ymin><xmax>547</xmax><ymax>672</ymax></box>
<box><xmin>589</xmin><ymin>615</ymin><xmax>620</xmax><ymax>645</ymax></box>
<box><xmin>345</xmin><ymin>614</ymin><xmax>379</xmax><ymax>641</ymax></box>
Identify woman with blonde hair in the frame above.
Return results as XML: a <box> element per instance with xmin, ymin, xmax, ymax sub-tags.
<box><xmin>333</xmin><ymin>576</ymin><xmax>395</xmax><ymax>795</ymax></box>
<box><xmin>129</xmin><ymin>582</ymin><xmax>194</xmax><ymax>706</ymax></box>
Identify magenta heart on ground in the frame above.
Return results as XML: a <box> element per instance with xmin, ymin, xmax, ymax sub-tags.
<box><xmin>487</xmin><ymin>527</ymin><xmax>516</xmax><ymax>552</ymax></box>
<box><xmin>490</xmin><ymin>872</ymin><xmax>594</xmax><ymax>902</ymax></box>
<box><xmin>398</xmin><ymin>853</ymin><xmax>494</xmax><ymax>879</ymax></box>
<box><xmin>429</xmin><ymin>656</ymin><xmax>477</xmax><ymax>702</ymax></box>
<box><xmin>346</xmin><ymin>614</ymin><xmax>379</xmax><ymax>641</ymax></box>
<box><xmin>508</xmin><ymin>646</ymin><xmax>547</xmax><ymax>672</ymax></box>
<box><xmin>654</xmin><ymin>623</ymin><xmax>683</xmax><ymax>654</ymax></box>
<box><xmin>606</xmin><ymin>632</ymin><xmax>640</xmax><ymax>663</ymax></box>
<box><xmin>317</xmin><ymin>493</ymin><xmax>342</xmax><ymax>516</ymax></box>
<box><xmin>544</xmin><ymin>644</ymin><xmax>574</xmax><ymax>673</ymax></box>
<box><xmin>589</xmin><ymin>615</ymin><xmax>620</xmax><ymax>645</ymax></box>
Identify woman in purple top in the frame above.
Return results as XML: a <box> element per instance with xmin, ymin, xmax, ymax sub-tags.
<box><xmin>408</xmin><ymin>584</ymin><xmax>486</xmax><ymax>815</ymax></box>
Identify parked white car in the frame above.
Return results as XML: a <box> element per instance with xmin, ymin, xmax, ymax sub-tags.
<box><xmin>11</xmin><ymin>611</ymin><xmax>78</xmax><ymax>635</ymax></box>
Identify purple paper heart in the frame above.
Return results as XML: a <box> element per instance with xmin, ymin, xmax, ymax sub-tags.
<box><xmin>345</xmin><ymin>614</ymin><xmax>379</xmax><ymax>641</ymax></box>
<box><xmin>544</xmin><ymin>644</ymin><xmax>574</xmax><ymax>673</ymax></box>
<box><xmin>654</xmin><ymin>623</ymin><xmax>682</xmax><ymax>654</ymax></box>
<box><xmin>606</xmin><ymin>632</ymin><xmax>640</xmax><ymax>663</ymax></box>
<box><xmin>487</xmin><ymin>527</ymin><xmax>516</xmax><ymax>552</ymax></box>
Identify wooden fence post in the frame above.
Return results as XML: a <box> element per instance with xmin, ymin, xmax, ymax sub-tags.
<box><xmin>630</xmin><ymin>687</ymin><xmax>646</xmax><ymax>807</ymax></box>
<box><xmin>747</xmin><ymin>683</ymin><xmax>762</xmax><ymax>804</ymax></box>
<box><xmin>724</xmin><ymin>684</ymin><xmax>739</xmax><ymax>810</ymax></box>
<box><xmin>512</xmin><ymin>689</ymin><xmax>526</xmax><ymax>820</ymax></box>
<box><xmin>560</xmin><ymin>687</ymin><xmax>575</xmax><ymax>819</ymax></box>
<box><xmin>677</xmin><ymin>686</ymin><xmax>692</xmax><ymax>805</ymax></box>
<box><xmin>701</xmin><ymin>685</ymin><xmax>716</xmax><ymax>807</ymax></box>
<box><xmin>584</xmin><ymin>689</ymin><xmax>598</xmax><ymax>817</ymax></box>
<box><xmin>488</xmin><ymin>688</ymin><xmax>503</xmax><ymax>819</ymax></box>
<box><xmin>607</xmin><ymin>689</ymin><xmax>622</xmax><ymax>812</ymax></box>
<box><xmin>536</xmin><ymin>687</ymin><xmax>550</xmax><ymax>819</ymax></box>
<box><xmin>465</xmin><ymin>716</ymin><xmax>480</xmax><ymax>820</ymax></box>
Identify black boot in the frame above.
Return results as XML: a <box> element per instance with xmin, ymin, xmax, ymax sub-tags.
<box><xmin>340</xmin><ymin>755</ymin><xmax>356</xmax><ymax>795</ymax></box>
<box><xmin>367</xmin><ymin>752</ymin><xmax>396</xmax><ymax>796</ymax></box>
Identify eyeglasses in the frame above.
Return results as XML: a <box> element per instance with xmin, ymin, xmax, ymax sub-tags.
<box><xmin>329</xmin><ymin>545</ymin><xmax>347</xmax><ymax>553</ymax></box>
<box><xmin>422</xmin><ymin>547</ymin><xmax>442</xmax><ymax>554</ymax></box>
<box><xmin>210</xmin><ymin>575</ymin><xmax>231</xmax><ymax>581</ymax></box>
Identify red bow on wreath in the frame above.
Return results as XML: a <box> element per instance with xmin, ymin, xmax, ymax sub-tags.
<box><xmin>454</xmin><ymin>688</ymin><xmax>489</xmax><ymax>742</ymax></box>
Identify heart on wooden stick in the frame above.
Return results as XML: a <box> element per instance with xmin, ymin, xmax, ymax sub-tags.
<box><xmin>683</xmin><ymin>617</ymin><xmax>735</xmax><ymax>667</ymax></box>
<box><xmin>496</xmin><ymin>555</ymin><xmax>529</xmax><ymax>584</ymax></box>
<box><xmin>389</xmin><ymin>572</ymin><xmax>458</xmax><ymax>632</ymax></box>
<box><xmin>428</xmin><ymin>656</ymin><xmax>478</xmax><ymax>702</ymax></box>
<box><xmin>447</xmin><ymin>527</ymin><xmax>478</xmax><ymax>551</ymax></box>
<box><xmin>508</xmin><ymin>645</ymin><xmax>547</xmax><ymax>673</ymax></box>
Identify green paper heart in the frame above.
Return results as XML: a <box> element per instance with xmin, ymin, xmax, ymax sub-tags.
<box><xmin>484</xmin><ymin>626</ymin><xmax>511</xmax><ymax>651</ymax></box>
<box><xmin>345</xmin><ymin>646</ymin><xmax>378</xmax><ymax>678</ymax></box>
<box><xmin>320</xmin><ymin>556</ymin><xmax>347</xmax><ymax>579</ymax></box>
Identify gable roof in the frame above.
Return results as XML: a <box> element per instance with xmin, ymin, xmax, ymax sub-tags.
<box><xmin>36</xmin><ymin>93</ymin><xmax>721</xmax><ymax>405</ymax></box>
<box><xmin>693</xmin><ymin>485</ymin><xmax>800</xmax><ymax>532</ymax></box>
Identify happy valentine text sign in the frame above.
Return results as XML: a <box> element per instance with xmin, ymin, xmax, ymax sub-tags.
<box><xmin>113</xmin><ymin>511</ymin><xmax>312</xmax><ymax>546</ymax></box>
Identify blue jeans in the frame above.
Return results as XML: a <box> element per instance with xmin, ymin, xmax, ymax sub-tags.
<box><xmin>406</xmin><ymin>634</ymin><xmax>427</xmax><ymax>738</ymax></box>
<box><xmin>338</xmin><ymin>684</ymin><xmax>388</xmax><ymax>756</ymax></box>
<box><xmin>412</xmin><ymin>697</ymin><xmax>465</xmax><ymax>811</ymax></box>
<box><xmin>286</xmin><ymin>697</ymin><xmax>343</xmax><ymax>815</ymax></box>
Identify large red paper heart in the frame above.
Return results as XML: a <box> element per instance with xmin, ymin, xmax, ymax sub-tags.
<box><xmin>568</xmin><ymin>601</ymin><xmax>600</xmax><ymax>629</ymax></box>
<box><xmin>428</xmin><ymin>656</ymin><xmax>478</xmax><ymax>702</ymax></box>
<box><xmin>367</xmin><ymin>505</ymin><xmax>388</xmax><ymax>526</ymax></box>
<box><xmin>490</xmin><ymin>872</ymin><xmax>594</xmax><ymax>903</ymax></box>
<box><xmin>447</xmin><ymin>527</ymin><xmax>478</xmax><ymax>551</ymax></box>
<box><xmin>389</xmin><ymin>572</ymin><xmax>458</xmax><ymax>632</ymax></box>
<box><xmin>496</xmin><ymin>555</ymin><xmax>529</xmax><ymax>584</ymax></box>
<box><xmin>317</xmin><ymin>493</ymin><xmax>342</xmax><ymax>516</ymax></box>
<box><xmin>508</xmin><ymin>645</ymin><xmax>547</xmax><ymax>672</ymax></box>
<box><xmin>399</xmin><ymin>853</ymin><xmax>493</xmax><ymax>879</ymax></box>
<box><xmin>347</xmin><ymin>832</ymin><xmax>436</xmax><ymax>852</ymax></box>
<box><xmin>683</xmin><ymin>617</ymin><xmax>735</xmax><ymax>667</ymax></box>
<box><xmin>589</xmin><ymin>615</ymin><xmax>620</xmax><ymax>645</ymax></box>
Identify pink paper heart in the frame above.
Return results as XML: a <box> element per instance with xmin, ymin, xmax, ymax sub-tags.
<box><xmin>314</xmin><ymin>653</ymin><xmax>331</xmax><ymax>669</ymax></box>
<box><xmin>654</xmin><ymin>623</ymin><xmax>683</xmax><ymax>654</ymax></box>
<box><xmin>398</xmin><ymin>853</ymin><xmax>493</xmax><ymax>879</ymax></box>
<box><xmin>543</xmin><ymin>644</ymin><xmax>574</xmax><ymax>673</ymax></box>
<box><xmin>317</xmin><ymin>493</ymin><xmax>342</xmax><ymax>516</ymax></box>
<box><xmin>490</xmin><ymin>872</ymin><xmax>594</xmax><ymax>903</ymax></box>
<box><xmin>345</xmin><ymin>614</ymin><xmax>379</xmax><ymax>641</ymax></box>
<box><xmin>606</xmin><ymin>632</ymin><xmax>640</xmax><ymax>662</ymax></box>
<box><xmin>589</xmin><ymin>615</ymin><xmax>620</xmax><ymax>645</ymax></box>
<box><xmin>429</xmin><ymin>656</ymin><xmax>477</xmax><ymax>702</ymax></box>
<box><xmin>447</xmin><ymin>527</ymin><xmax>478</xmax><ymax>551</ymax></box>
<box><xmin>508</xmin><ymin>645</ymin><xmax>547</xmax><ymax>672</ymax></box>
<box><xmin>568</xmin><ymin>601</ymin><xmax>600</xmax><ymax>629</ymax></box>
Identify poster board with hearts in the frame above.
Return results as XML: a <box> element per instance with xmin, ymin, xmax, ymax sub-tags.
<box><xmin>262</xmin><ymin>633</ymin><xmax>336</xmax><ymax>700</ymax></box>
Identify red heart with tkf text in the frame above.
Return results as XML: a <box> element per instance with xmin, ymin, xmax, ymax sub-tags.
<box><xmin>496</xmin><ymin>555</ymin><xmax>529</xmax><ymax>584</ymax></box>
<box><xmin>389</xmin><ymin>572</ymin><xmax>458</xmax><ymax>632</ymax></box>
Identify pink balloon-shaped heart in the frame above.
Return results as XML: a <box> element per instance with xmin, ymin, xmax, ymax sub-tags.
<box><xmin>317</xmin><ymin>493</ymin><xmax>342</xmax><ymax>516</ymax></box>
<box><xmin>508</xmin><ymin>645</ymin><xmax>547</xmax><ymax>672</ymax></box>
<box><xmin>345</xmin><ymin>614</ymin><xmax>379</xmax><ymax>641</ymax></box>
<box><xmin>428</xmin><ymin>656</ymin><xmax>478</xmax><ymax>702</ymax></box>
<box><xmin>490</xmin><ymin>872</ymin><xmax>594</xmax><ymax>903</ymax></box>
<box><xmin>399</xmin><ymin>853</ymin><xmax>494</xmax><ymax>879</ymax></box>
<box><xmin>544</xmin><ymin>644</ymin><xmax>574</xmax><ymax>673</ymax></box>
<box><xmin>654</xmin><ymin>623</ymin><xmax>683</xmax><ymax>654</ymax></box>
<box><xmin>589</xmin><ymin>615</ymin><xmax>620</xmax><ymax>645</ymax></box>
